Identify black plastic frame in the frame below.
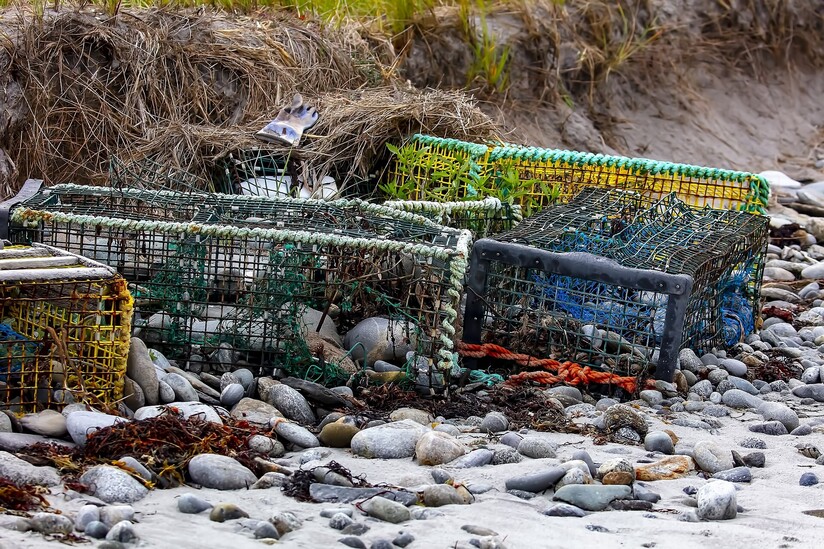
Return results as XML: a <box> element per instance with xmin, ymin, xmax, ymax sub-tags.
<box><xmin>462</xmin><ymin>238</ymin><xmax>694</xmax><ymax>383</ymax></box>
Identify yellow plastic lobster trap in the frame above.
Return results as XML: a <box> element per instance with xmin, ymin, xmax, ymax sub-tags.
<box><xmin>0</xmin><ymin>243</ymin><xmax>133</xmax><ymax>413</ymax></box>
<box><xmin>387</xmin><ymin>134</ymin><xmax>770</xmax><ymax>216</ymax></box>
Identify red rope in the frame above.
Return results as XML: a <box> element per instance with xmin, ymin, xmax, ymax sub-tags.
<box><xmin>457</xmin><ymin>341</ymin><xmax>644</xmax><ymax>393</ymax></box>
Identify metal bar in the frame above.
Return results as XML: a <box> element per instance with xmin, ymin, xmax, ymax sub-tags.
<box><xmin>0</xmin><ymin>179</ymin><xmax>44</xmax><ymax>240</ymax></box>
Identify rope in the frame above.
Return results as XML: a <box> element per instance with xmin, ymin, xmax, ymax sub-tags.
<box><xmin>456</xmin><ymin>341</ymin><xmax>643</xmax><ymax>393</ymax></box>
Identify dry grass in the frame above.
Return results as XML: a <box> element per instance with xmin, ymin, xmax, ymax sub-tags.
<box><xmin>0</xmin><ymin>5</ymin><xmax>495</xmax><ymax>196</ymax></box>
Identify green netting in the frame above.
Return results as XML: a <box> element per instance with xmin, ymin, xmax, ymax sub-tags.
<box><xmin>10</xmin><ymin>184</ymin><xmax>472</xmax><ymax>380</ymax></box>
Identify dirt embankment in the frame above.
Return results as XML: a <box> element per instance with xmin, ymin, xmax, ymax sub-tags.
<box><xmin>401</xmin><ymin>0</ymin><xmax>824</xmax><ymax>179</ymax></box>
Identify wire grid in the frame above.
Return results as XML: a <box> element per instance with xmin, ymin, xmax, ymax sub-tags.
<box><xmin>468</xmin><ymin>188</ymin><xmax>768</xmax><ymax>378</ymax></box>
<box><xmin>382</xmin><ymin>198</ymin><xmax>522</xmax><ymax>238</ymax></box>
<box><xmin>0</xmin><ymin>246</ymin><xmax>132</xmax><ymax>413</ymax></box>
<box><xmin>216</xmin><ymin>148</ymin><xmax>294</xmax><ymax>197</ymax></box>
<box><xmin>110</xmin><ymin>156</ymin><xmax>221</xmax><ymax>197</ymax></box>
<box><xmin>9</xmin><ymin>188</ymin><xmax>470</xmax><ymax>378</ymax></box>
<box><xmin>390</xmin><ymin>134</ymin><xmax>770</xmax><ymax>216</ymax></box>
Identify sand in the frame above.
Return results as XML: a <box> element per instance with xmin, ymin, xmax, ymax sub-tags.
<box><xmin>2</xmin><ymin>400</ymin><xmax>824</xmax><ymax>549</ymax></box>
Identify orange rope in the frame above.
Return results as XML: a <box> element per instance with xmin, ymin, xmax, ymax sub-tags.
<box><xmin>457</xmin><ymin>341</ymin><xmax>643</xmax><ymax>393</ymax></box>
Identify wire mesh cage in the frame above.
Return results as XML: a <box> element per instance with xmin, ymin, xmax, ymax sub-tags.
<box><xmin>387</xmin><ymin>134</ymin><xmax>770</xmax><ymax>216</ymax></box>
<box><xmin>0</xmin><ymin>243</ymin><xmax>132</xmax><ymax>413</ymax></box>
<box><xmin>462</xmin><ymin>188</ymin><xmax>769</xmax><ymax>385</ymax></box>
<box><xmin>5</xmin><ymin>183</ymin><xmax>470</xmax><ymax>384</ymax></box>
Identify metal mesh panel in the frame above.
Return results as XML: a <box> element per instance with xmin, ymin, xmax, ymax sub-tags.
<box><xmin>0</xmin><ymin>244</ymin><xmax>132</xmax><ymax>412</ymax></box>
<box><xmin>463</xmin><ymin>188</ymin><xmax>769</xmax><ymax>383</ymax></box>
<box><xmin>388</xmin><ymin>134</ymin><xmax>770</xmax><ymax>216</ymax></box>
<box><xmin>9</xmin><ymin>186</ymin><xmax>470</xmax><ymax>381</ymax></box>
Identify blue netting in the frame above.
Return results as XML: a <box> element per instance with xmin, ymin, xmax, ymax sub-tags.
<box><xmin>0</xmin><ymin>322</ymin><xmax>40</xmax><ymax>381</ymax></box>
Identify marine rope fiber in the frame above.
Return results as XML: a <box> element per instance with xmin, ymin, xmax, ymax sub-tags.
<box><xmin>456</xmin><ymin>341</ymin><xmax>646</xmax><ymax>393</ymax></box>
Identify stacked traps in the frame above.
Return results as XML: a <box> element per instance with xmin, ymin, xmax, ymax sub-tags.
<box><xmin>462</xmin><ymin>188</ymin><xmax>768</xmax><ymax>385</ymax></box>
<box><xmin>4</xmin><ymin>181</ymin><xmax>471</xmax><ymax>385</ymax></box>
<box><xmin>388</xmin><ymin>134</ymin><xmax>770</xmax><ymax>217</ymax></box>
<box><xmin>0</xmin><ymin>242</ymin><xmax>132</xmax><ymax>413</ymax></box>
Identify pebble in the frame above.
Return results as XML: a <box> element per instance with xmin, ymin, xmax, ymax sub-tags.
<box><xmin>321</xmin><ymin>507</ymin><xmax>353</xmax><ymax>518</ymax></box>
<box><xmin>644</xmin><ymin>431</ymin><xmax>675</xmax><ymax>454</ymax></box>
<box><xmin>748</xmin><ymin>421</ymin><xmax>788</xmax><ymax>436</ymax></box>
<box><xmin>158</xmin><ymin>380</ymin><xmax>176</xmax><ymax>403</ymax></box>
<box><xmin>127</xmin><ymin>338</ymin><xmax>160</xmax><ymax>405</ymax></box>
<box><xmin>479</xmin><ymin>412</ymin><xmax>509</xmax><ymax>433</ymax></box>
<box><xmin>800</xmin><ymin>472</ymin><xmax>819</xmax><ymax>486</ymax></box>
<box><xmin>739</xmin><ymin>437</ymin><xmax>767</xmax><ymax>449</ymax></box>
<box><xmin>449</xmin><ymin>448</ymin><xmax>494</xmax><ymax>468</ymax></box>
<box><xmin>742</xmin><ymin>452</ymin><xmax>766</xmax><ymax>468</ymax></box>
<box><xmin>319</xmin><ymin>417</ymin><xmax>360</xmax><ymax>447</ymax></box>
<box><xmin>679</xmin><ymin>348</ymin><xmax>703</xmax><ymax>372</ymax></box>
<box><xmin>517</xmin><ymin>436</ymin><xmax>558</xmax><ymax>459</ymax></box>
<box><xmin>712</xmin><ymin>466</ymin><xmax>752</xmax><ymax>483</ymax></box>
<box><xmin>431</xmin><ymin>468</ymin><xmax>453</xmax><ymax>484</ymax></box>
<box><xmin>542</xmin><ymin>503</ymin><xmax>587</xmax><ymax>517</ymax></box>
<box><xmin>19</xmin><ymin>410</ymin><xmax>67</xmax><ymax>438</ymax></box>
<box><xmin>343</xmin><ymin>317</ymin><xmax>416</xmax><ymax>364</ymax></box>
<box><xmin>99</xmin><ymin>505</ymin><xmax>135</xmax><ymax>527</ymax></box>
<box><xmin>254</xmin><ymin>521</ymin><xmax>280</xmax><ymax>540</ymax></box>
<box><xmin>363</xmin><ymin>496</ymin><xmax>410</xmax><ymax>523</ymax></box>
<box><xmin>220</xmin><ymin>383</ymin><xmax>245</xmax><ymax>407</ymax></box>
<box><xmin>393</xmin><ymin>532</ymin><xmax>415</xmax><ymax>547</ymax></box>
<box><xmin>79</xmin><ymin>465</ymin><xmax>148</xmax><ymax>503</ymax></box>
<box><xmin>634</xmin><ymin>456</ymin><xmax>694</xmax><ymax>481</ymax></box>
<box><xmin>209</xmin><ymin>503</ymin><xmax>249</xmax><ymax>522</ymax></box>
<box><xmin>178</xmin><ymin>493</ymin><xmax>213</xmax><ymax>514</ymax></box>
<box><xmin>252</xmin><ymin>472</ymin><xmax>289</xmax><ymax>489</ymax></box>
<box><xmin>416</xmin><ymin>431</ymin><xmax>466</xmax><ymax>465</ymax></box>
<box><xmin>339</xmin><ymin>537</ymin><xmax>367</xmax><ymax>549</ymax></box>
<box><xmin>267</xmin><ymin>384</ymin><xmax>316</xmax><ymax>425</ymax></box>
<box><xmin>270</xmin><ymin>511</ymin><xmax>302</xmax><ymax>536</ymax></box>
<box><xmin>248</xmin><ymin>434</ymin><xmax>285</xmax><ymax>456</ymax></box>
<box><xmin>553</xmin><ymin>484</ymin><xmax>632</xmax><ymax>511</ymax></box>
<box><xmin>505</xmin><ymin>467</ymin><xmax>565</xmax><ymax>492</ymax></box>
<box><xmin>792</xmin><ymin>384</ymin><xmax>824</xmax><ymax>402</ymax></box>
<box><xmin>492</xmin><ymin>447</ymin><xmax>522</xmax><ymax>465</ymax></box>
<box><xmin>66</xmin><ymin>411</ymin><xmax>126</xmax><ymax>446</ymax></box>
<box><xmin>462</xmin><ymin>525</ymin><xmax>498</xmax><ymax>536</ymax></box>
<box><xmin>84</xmin><ymin>520</ymin><xmax>109</xmax><ymax>539</ymax></box>
<box><xmin>571</xmin><ymin>450</ymin><xmax>597</xmax><ymax>477</ymax></box>
<box><xmin>329</xmin><ymin>512</ymin><xmax>354</xmax><ymax>530</ymax></box>
<box><xmin>273</xmin><ymin>420</ymin><xmax>320</xmax><ymax>448</ymax></box>
<box><xmin>791</xmin><ymin>424</ymin><xmax>812</xmax><ymax>436</ymax></box>
<box><xmin>75</xmin><ymin>504</ymin><xmax>100</xmax><ymax>531</ymax></box>
<box><xmin>231</xmin><ymin>398</ymin><xmax>282</xmax><ymax>425</ymax></box>
<box><xmin>692</xmin><ymin>441</ymin><xmax>734</xmax><ymax>473</ymax></box>
<box><xmin>423</xmin><ymin>484</ymin><xmax>467</xmax><ymax>506</ymax></box>
<box><xmin>758</xmin><ymin>401</ymin><xmax>799</xmax><ymax>432</ymax></box>
<box><xmin>351</xmin><ymin>420</ymin><xmax>429</xmax><ymax>459</ymax></box>
<box><xmin>719</xmin><ymin>358</ymin><xmax>748</xmax><ymax>377</ymax></box>
<box><xmin>0</xmin><ymin>450</ymin><xmax>60</xmax><ymax>486</ymax></box>
<box><xmin>632</xmin><ymin>483</ymin><xmax>661</xmax><ymax>503</ymax></box>
<box><xmin>389</xmin><ymin>407</ymin><xmax>434</xmax><ymax>425</ymax></box>
<box><xmin>105</xmin><ymin>520</ymin><xmax>138</xmax><ymax>543</ymax></box>
<box><xmin>188</xmin><ymin>454</ymin><xmax>257</xmax><ymax>490</ymax></box>
<box><xmin>341</xmin><ymin>523</ymin><xmax>370</xmax><ymax>536</ymax></box>
<box><xmin>696</xmin><ymin>480</ymin><xmax>737</xmax><ymax>520</ymax></box>
<box><xmin>727</xmin><ymin>377</ymin><xmax>759</xmax><ymax>395</ymax></box>
<box><xmin>30</xmin><ymin>512</ymin><xmax>73</xmax><ymax>535</ymax></box>
<box><xmin>162</xmin><ymin>372</ymin><xmax>198</xmax><ymax>402</ymax></box>
<box><xmin>721</xmin><ymin>389</ymin><xmax>760</xmax><ymax>409</ymax></box>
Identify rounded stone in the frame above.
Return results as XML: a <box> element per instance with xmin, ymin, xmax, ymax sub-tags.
<box><xmin>30</xmin><ymin>512</ymin><xmax>73</xmax><ymax>535</ymax></box>
<box><xmin>422</xmin><ymin>484</ymin><xmax>467</xmax><ymax>507</ymax></box>
<box><xmin>597</xmin><ymin>458</ymin><xmax>634</xmax><ymax>480</ymax></box>
<box><xmin>693</xmin><ymin>441</ymin><xmax>734</xmax><ymax>474</ymax></box>
<box><xmin>177</xmin><ymin>493</ymin><xmax>213</xmax><ymax>514</ymax></box>
<box><xmin>79</xmin><ymin>465</ymin><xmax>148</xmax><ymax>503</ymax></box>
<box><xmin>188</xmin><ymin>454</ymin><xmax>257</xmax><ymax>490</ymax></box>
<box><xmin>273</xmin><ymin>420</ymin><xmax>320</xmax><ymax>448</ymax></box>
<box><xmin>209</xmin><ymin>503</ymin><xmax>249</xmax><ymax>522</ymax></box>
<box><xmin>248</xmin><ymin>435</ymin><xmax>285</xmax><ymax>456</ymax></box>
<box><xmin>329</xmin><ymin>512</ymin><xmax>354</xmax><ymax>530</ymax></box>
<box><xmin>84</xmin><ymin>520</ymin><xmax>109</xmax><ymax>539</ymax></box>
<box><xmin>19</xmin><ymin>410</ymin><xmax>67</xmax><ymax>438</ymax></box>
<box><xmin>220</xmin><ymin>383</ymin><xmax>245</xmax><ymax>408</ymax></box>
<box><xmin>158</xmin><ymin>380</ymin><xmax>176</xmax><ymax>403</ymax></box>
<box><xmin>127</xmin><ymin>338</ymin><xmax>160</xmax><ymax>405</ymax></box>
<box><xmin>254</xmin><ymin>521</ymin><xmax>280</xmax><ymax>540</ymax></box>
<box><xmin>603</xmin><ymin>404</ymin><xmax>648</xmax><ymax>436</ymax></box>
<box><xmin>415</xmin><ymin>431</ymin><xmax>466</xmax><ymax>466</ymax></box>
<box><xmin>161</xmin><ymin>373</ymin><xmax>198</xmax><ymax>402</ymax></box>
<box><xmin>696</xmin><ymin>480</ymin><xmax>737</xmax><ymax>520</ymax></box>
<box><xmin>800</xmin><ymin>472</ymin><xmax>819</xmax><ymax>486</ymax></box>
<box><xmin>75</xmin><ymin>504</ymin><xmax>100</xmax><ymax>532</ymax></box>
<box><xmin>350</xmin><ymin>420</ymin><xmax>428</xmax><ymax>459</ymax></box>
<box><xmin>99</xmin><ymin>506</ymin><xmax>135</xmax><ymax>528</ymax></box>
<box><xmin>267</xmin><ymin>384</ymin><xmax>316</xmax><ymax>425</ymax></box>
<box><xmin>105</xmin><ymin>520</ymin><xmax>138</xmax><ymax>543</ymax></box>
<box><xmin>479</xmin><ymin>411</ymin><xmax>509</xmax><ymax>433</ymax></box>
<box><xmin>518</xmin><ymin>435</ymin><xmax>558</xmax><ymax>459</ymax></box>
<box><xmin>644</xmin><ymin>431</ymin><xmax>675</xmax><ymax>454</ymax></box>
<box><xmin>319</xmin><ymin>417</ymin><xmax>360</xmax><ymax>448</ymax></box>
<box><xmin>389</xmin><ymin>407</ymin><xmax>433</xmax><ymax>425</ymax></box>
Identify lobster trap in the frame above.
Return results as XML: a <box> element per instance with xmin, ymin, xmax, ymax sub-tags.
<box><xmin>0</xmin><ymin>242</ymin><xmax>132</xmax><ymax>413</ymax></box>
<box><xmin>3</xmin><ymin>181</ymin><xmax>470</xmax><ymax>382</ymax></box>
<box><xmin>387</xmin><ymin>134</ymin><xmax>770</xmax><ymax>216</ymax></box>
<box><xmin>462</xmin><ymin>188</ymin><xmax>769</xmax><ymax>384</ymax></box>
